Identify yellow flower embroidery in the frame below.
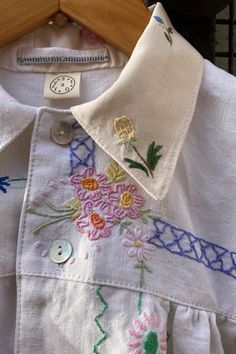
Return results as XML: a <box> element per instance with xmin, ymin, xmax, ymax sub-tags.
<box><xmin>114</xmin><ymin>116</ymin><xmax>135</xmax><ymax>139</ymax></box>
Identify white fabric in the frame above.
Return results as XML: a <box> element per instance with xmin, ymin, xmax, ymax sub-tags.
<box><xmin>0</xmin><ymin>2</ymin><xmax>236</xmax><ymax>354</ymax></box>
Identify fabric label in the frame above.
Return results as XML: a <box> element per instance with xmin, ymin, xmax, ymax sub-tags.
<box><xmin>43</xmin><ymin>72</ymin><xmax>81</xmax><ymax>99</ymax></box>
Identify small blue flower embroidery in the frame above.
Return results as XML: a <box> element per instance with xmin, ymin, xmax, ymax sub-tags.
<box><xmin>0</xmin><ymin>176</ymin><xmax>10</xmax><ymax>193</ymax></box>
<box><xmin>153</xmin><ymin>15</ymin><xmax>173</xmax><ymax>45</ymax></box>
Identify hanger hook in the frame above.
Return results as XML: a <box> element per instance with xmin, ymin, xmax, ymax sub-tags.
<box><xmin>48</xmin><ymin>12</ymin><xmax>69</xmax><ymax>28</ymax></box>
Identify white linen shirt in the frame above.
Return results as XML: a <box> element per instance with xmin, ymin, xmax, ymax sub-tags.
<box><xmin>0</xmin><ymin>2</ymin><xmax>236</xmax><ymax>354</ymax></box>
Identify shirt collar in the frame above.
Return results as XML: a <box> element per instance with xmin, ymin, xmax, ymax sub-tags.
<box><xmin>70</xmin><ymin>2</ymin><xmax>204</xmax><ymax>200</ymax></box>
<box><xmin>0</xmin><ymin>2</ymin><xmax>204</xmax><ymax>201</ymax></box>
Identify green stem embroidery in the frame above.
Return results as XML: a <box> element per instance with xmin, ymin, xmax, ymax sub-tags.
<box><xmin>135</xmin><ymin>261</ymin><xmax>152</xmax><ymax>316</ymax></box>
<box><xmin>27</xmin><ymin>207</ymin><xmax>73</xmax><ymax>219</ymax></box>
<box><xmin>137</xmin><ymin>291</ymin><xmax>143</xmax><ymax>316</ymax></box>
<box><xmin>133</xmin><ymin>146</ymin><xmax>154</xmax><ymax>178</ymax></box>
<box><xmin>135</xmin><ymin>261</ymin><xmax>152</xmax><ymax>287</ymax></box>
<box><xmin>93</xmin><ymin>286</ymin><xmax>108</xmax><ymax>354</ymax></box>
<box><xmin>8</xmin><ymin>177</ymin><xmax>27</xmax><ymax>182</ymax></box>
<box><xmin>27</xmin><ymin>199</ymin><xmax>81</xmax><ymax>235</ymax></box>
<box><xmin>141</xmin><ymin>208</ymin><xmax>160</xmax><ymax>224</ymax></box>
<box><xmin>46</xmin><ymin>202</ymin><xmax>72</xmax><ymax>213</ymax></box>
<box><xmin>32</xmin><ymin>215</ymin><xmax>73</xmax><ymax>235</ymax></box>
<box><xmin>124</xmin><ymin>142</ymin><xmax>162</xmax><ymax>179</ymax></box>
<box><xmin>117</xmin><ymin>219</ymin><xmax>133</xmax><ymax>235</ymax></box>
<box><xmin>8</xmin><ymin>176</ymin><xmax>27</xmax><ymax>189</ymax></box>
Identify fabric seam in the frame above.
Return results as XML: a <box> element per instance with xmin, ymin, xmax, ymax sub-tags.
<box><xmin>18</xmin><ymin>272</ymin><xmax>236</xmax><ymax>321</ymax></box>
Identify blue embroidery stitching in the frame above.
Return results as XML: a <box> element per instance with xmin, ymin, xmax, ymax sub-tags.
<box><xmin>0</xmin><ymin>176</ymin><xmax>10</xmax><ymax>193</ymax></box>
<box><xmin>69</xmin><ymin>122</ymin><xmax>96</xmax><ymax>176</ymax></box>
<box><xmin>149</xmin><ymin>219</ymin><xmax>236</xmax><ymax>279</ymax></box>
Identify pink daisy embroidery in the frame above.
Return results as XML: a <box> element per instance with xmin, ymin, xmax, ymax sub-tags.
<box><xmin>108</xmin><ymin>183</ymin><xmax>144</xmax><ymax>219</ymax></box>
<box><xmin>127</xmin><ymin>311</ymin><xmax>167</xmax><ymax>354</ymax></box>
<box><xmin>122</xmin><ymin>228</ymin><xmax>156</xmax><ymax>262</ymax></box>
<box><xmin>69</xmin><ymin>167</ymin><xmax>110</xmax><ymax>201</ymax></box>
<box><xmin>75</xmin><ymin>199</ymin><xmax>115</xmax><ymax>240</ymax></box>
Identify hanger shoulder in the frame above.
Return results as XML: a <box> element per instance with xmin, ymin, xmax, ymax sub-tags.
<box><xmin>0</xmin><ymin>0</ymin><xmax>58</xmax><ymax>48</ymax></box>
<box><xmin>60</xmin><ymin>0</ymin><xmax>151</xmax><ymax>55</ymax></box>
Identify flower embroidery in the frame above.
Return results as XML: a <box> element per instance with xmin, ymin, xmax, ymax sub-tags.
<box><xmin>75</xmin><ymin>200</ymin><xmax>116</xmax><ymax>240</ymax></box>
<box><xmin>108</xmin><ymin>183</ymin><xmax>144</xmax><ymax>219</ymax></box>
<box><xmin>26</xmin><ymin>166</ymin><xmax>158</xmax><ymax>245</ymax></box>
<box><xmin>153</xmin><ymin>16</ymin><xmax>173</xmax><ymax>45</ymax></box>
<box><xmin>70</xmin><ymin>167</ymin><xmax>111</xmax><ymax>201</ymax></box>
<box><xmin>0</xmin><ymin>176</ymin><xmax>10</xmax><ymax>193</ymax></box>
<box><xmin>122</xmin><ymin>228</ymin><xmax>156</xmax><ymax>261</ymax></box>
<box><xmin>114</xmin><ymin>116</ymin><xmax>163</xmax><ymax>178</ymax></box>
<box><xmin>127</xmin><ymin>311</ymin><xmax>167</xmax><ymax>354</ymax></box>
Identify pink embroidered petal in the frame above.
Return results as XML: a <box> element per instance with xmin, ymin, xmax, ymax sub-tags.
<box><xmin>126</xmin><ymin>184</ymin><xmax>137</xmax><ymax>194</ymax></box>
<box><xmin>85</xmin><ymin>167</ymin><xmax>96</xmax><ymax>177</ymax></box>
<box><xmin>99</xmin><ymin>227</ymin><xmax>112</xmax><ymax>238</ymax></box>
<box><xmin>122</xmin><ymin>239</ymin><xmax>135</xmax><ymax>247</ymax></box>
<box><xmin>132</xmin><ymin>349</ymin><xmax>142</xmax><ymax>354</ymax></box>
<box><xmin>128</xmin><ymin>311</ymin><xmax>167</xmax><ymax>354</ymax></box>
<box><xmin>137</xmin><ymin>249</ymin><xmax>144</xmax><ymax>262</ymax></box>
<box><xmin>133</xmin><ymin>319</ymin><xmax>147</xmax><ymax>332</ymax></box>
<box><xmin>127</xmin><ymin>341</ymin><xmax>141</xmax><ymax>348</ymax></box>
<box><xmin>77</xmin><ymin>189</ymin><xmax>101</xmax><ymax>201</ymax></box>
<box><xmin>128</xmin><ymin>247</ymin><xmax>138</xmax><ymax>257</ymax></box>
<box><xmin>113</xmin><ymin>207</ymin><xmax>127</xmax><ymax>219</ymax></box>
<box><xmin>88</xmin><ymin>230</ymin><xmax>100</xmax><ymax>240</ymax></box>
<box><xmin>142</xmin><ymin>251</ymin><xmax>152</xmax><ymax>261</ymax></box>
<box><xmin>140</xmin><ymin>235</ymin><xmax>150</xmax><ymax>242</ymax></box>
<box><xmin>142</xmin><ymin>243</ymin><xmax>156</xmax><ymax>251</ymax></box>
<box><xmin>75</xmin><ymin>219</ymin><xmax>89</xmax><ymax>230</ymax></box>
<box><xmin>133</xmin><ymin>195</ymin><xmax>145</xmax><ymax>207</ymax></box>
<box><xmin>83</xmin><ymin>200</ymin><xmax>94</xmax><ymax>214</ymax></box>
<box><xmin>133</xmin><ymin>227</ymin><xmax>142</xmax><ymax>238</ymax></box>
<box><xmin>128</xmin><ymin>329</ymin><xmax>143</xmax><ymax>339</ymax></box>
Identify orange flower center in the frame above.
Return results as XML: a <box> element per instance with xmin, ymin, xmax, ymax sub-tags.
<box><xmin>81</xmin><ymin>177</ymin><xmax>99</xmax><ymax>190</ymax></box>
<box><xmin>135</xmin><ymin>240</ymin><xmax>142</xmax><ymax>248</ymax></box>
<box><xmin>119</xmin><ymin>191</ymin><xmax>133</xmax><ymax>209</ymax></box>
<box><xmin>90</xmin><ymin>212</ymin><xmax>105</xmax><ymax>229</ymax></box>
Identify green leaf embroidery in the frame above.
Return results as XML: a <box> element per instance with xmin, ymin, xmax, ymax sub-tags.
<box><xmin>115</xmin><ymin>136</ymin><xmax>136</xmax><ymax>151</ymax></box>
<box><xmin>146</xmin><ymin>141</ymin><xmax>163</xmax><ymax>171</ymax></box>
<box><xmin>106</xmin><ymin>159</ymin><xmax>126</xmax><ymax>183</ymax></box>
<box><xmin>143</xmin><ymin>331</ymin><xmax>159</xmax><ymax>354</ymax></box>
<box><xmin>117</xmin><ymin>219</ymin><xmax>133</xmax><ymax>235</ymax></box>
<box><xmin>124</xmin><ymin>158</ymin><xmax>149</xmax><ymax>177</ymax></box>
<box><xmin>140</xmin><ymin>208</ymin><xmax>161</xmax><ymax>224</ymax></box>
<box><xmin>164</xmin><ymin>31</ymin><xmax>172</xmax><ymax>45</ymax></box>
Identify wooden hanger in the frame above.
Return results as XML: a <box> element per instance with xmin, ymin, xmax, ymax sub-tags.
<box><xmin>0</xmin><ymin>0</ymin><xmax>151</xmax><ymax>55</ymax></box>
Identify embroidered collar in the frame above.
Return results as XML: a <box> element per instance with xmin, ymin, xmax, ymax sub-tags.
<box><xmin>0</xmin><ymin>2</ymin><xmax>204</xmax><ymax>201</ymax></box>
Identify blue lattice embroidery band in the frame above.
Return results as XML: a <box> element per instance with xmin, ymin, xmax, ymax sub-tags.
<box><xmin>69</xmin><ymin>122</ymin><xmax>95</xmax><ymax>176</ymax></box>
<box><xmin>149</xmin><ymin>219</ymin><xmax>236</xmax><ymax>280</ymax></box>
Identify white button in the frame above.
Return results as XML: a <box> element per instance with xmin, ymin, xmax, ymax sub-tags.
<box><xmin>50</xmin><ymin>121</ymin><xmax>74</xmax><ymax>145</ymax></box>
<box><xmin>49</xmin><ymin>239</ymin><xmax>73</xmax><ymax>264</ymax></box>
